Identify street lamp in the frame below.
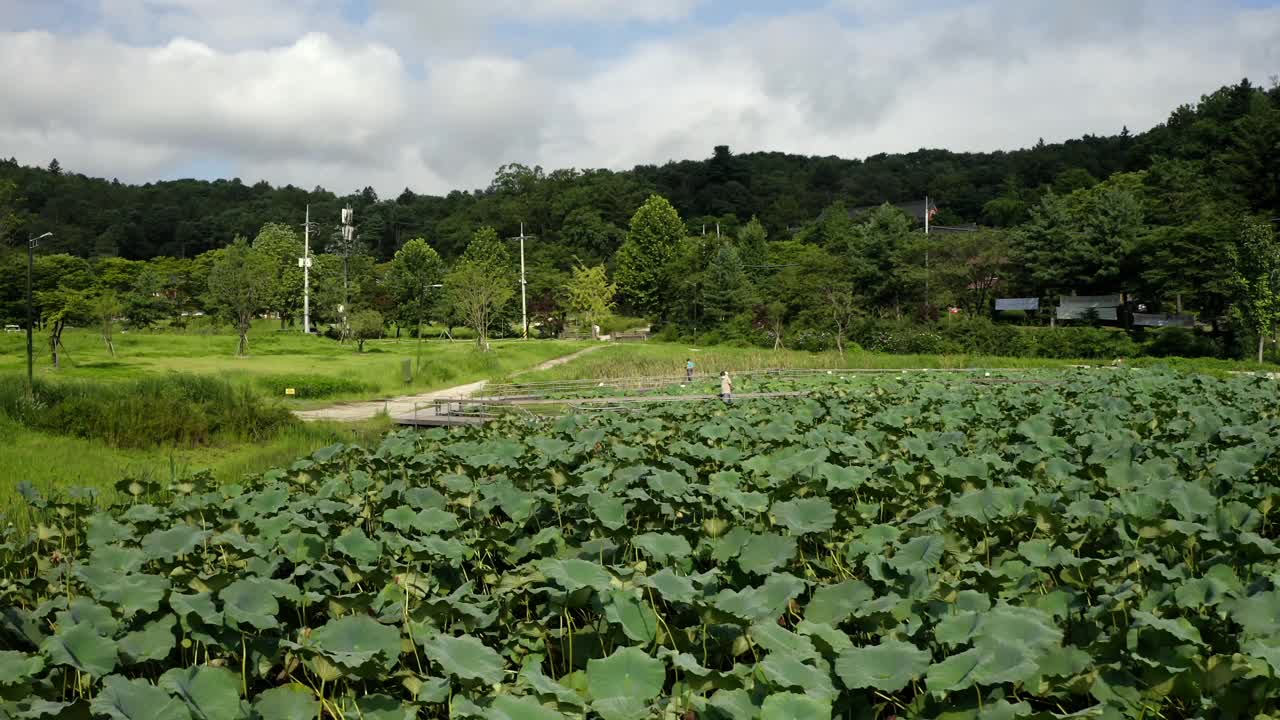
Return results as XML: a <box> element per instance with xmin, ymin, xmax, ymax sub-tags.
<box><xmin>26</xmin><ymin>231</ymin><xmax>52</xmax><ymax>393</ymax></box>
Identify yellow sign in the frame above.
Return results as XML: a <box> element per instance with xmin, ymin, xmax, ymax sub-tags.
<box><xmin>285</xmin><ymin>388</ymin><xmax>296</xmax><ymax>396</ymax></box>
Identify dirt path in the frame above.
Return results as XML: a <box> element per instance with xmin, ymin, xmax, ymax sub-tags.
<box><xmin>521</xmin><ymin>344</ymin><xmax>604</xmax><ymax>374</ymax></box>
<box><xmin>294</xmin><ymin>344</ymin><xmax>605</xmax><ymax>423</ymax></box>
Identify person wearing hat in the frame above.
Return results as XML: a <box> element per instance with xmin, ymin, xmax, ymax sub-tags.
<box><xmin>719</xmin><ymin>370</ymin><xmax>733</xmax><ymax>404</ymax></box>
<box><xmin>686</xmin><ymin>358</ymin><xmax>695</xmax><ymax>382</ymax></box>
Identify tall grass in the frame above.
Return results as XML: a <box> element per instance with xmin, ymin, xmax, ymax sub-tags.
<box><xmin>0</xmin><ymin>374</ymin><xmax>296</xmax><ymax>448</ymax></box>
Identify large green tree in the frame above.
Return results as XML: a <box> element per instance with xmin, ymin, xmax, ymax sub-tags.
<box><xmin>446</xmin><ymin>228</ymin><xmax>516</xmax><ymax>348</ymax></box>
<box><xmin>1233</xmin><ymin>217</ymin><xmax>1280</xmax><ymax>362</ymax></box>
<box><xmin>252</xmin><ymin>222</ymin><xmax>304</xmax><ymax>328</ymax></box>
<box><xmin>205</xmin><ymin>239</ymin><xmax>275</xmax><ymax>356</ymax></box>
<box><xmin>564</xmin><ymin>263</ymin><xmax>616</xmax><ymax>334</ymax></box>
<box><xmin>387</xmin><ymin>237</ymin><xmax>445</xmax><ymax>368</ymax></box>
<box><xmin>615</xmin><ymin>195</ymin><xmax>684</xmax><ymax>317</ymax></box>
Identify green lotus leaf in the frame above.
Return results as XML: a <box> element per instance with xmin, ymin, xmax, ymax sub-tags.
<box><xmin>926</xmin><ymin>647</ymin><xmax>985</xmax><ymax>693</ymax></box>
<box><xmin>707</xmin><ymin>689</ymin><xmax>759</xmax><ymax>720</ymax></box>
<box><xmin>41</xmin><ymin>622</ymin><xmax>118</xmax><ymax>676</ymax></box>
<box><xmin>603</xmin><ymin>590</ymin><xmax>660</xmax><ymax>644</ymax></box>
<box><xmin>844</xmin><ymin>524</ymin><xmax>900</xmax><ymax>559</ymax></box>
<box><xmin>351</xmin><ymin>695</ymin><xmax>415</xmax><ymax>720</ymax></box>
<box><xmin>380</xmin><ymin>506</ymin><xmax>418</xmax><ymax>532</ymax></box>
<box><xmin>972</xmin><ymin>641</ymin><xmax>1038</xmax><ymax>685</ymax></box>
<box><xmin>818</xmin><ymin>463</ymin><xmax>870</xmax><ymax>492</ymax></box>
<box><xmin>644</xmin><ymin>569</ymin><xmax>697</xmax><ymax>604</ymax></box>
<box><xmin>519</xmin><ymin>665</ymin><xmax>585</xmax><ymax>707</ymax></box>
<box><xmin>277</xmin><ymin>530</ymin><xmax>326</xmax><ymax>565</ymax></box>
<box><xmin>749</xmin><ymin>623</ymin><xmax>818</xmax><ymax>660</ymax></box>
<box><xmin>758</xmin><ymin>654</ymin><xmax>834</xmax><ymax>700</ymax></box>
<box><xmin>252</xmin><ymin>684</ymin><xmax>319</xmax><ymax>720</ymax></box>
<box><xmin>169</xmin><ymin>592</ymin><xmax>221</xmax><ymax>625</ymax></box>
<box><xmin>646</xmin><ymin>469</ymin><xmax>690</xmax><ymax>498</ymax></box>
<box><xmin>1227</xmin><ymin>591</ymin><xmax>1280</xmax><ymax>638</ymax></box>
<box><xmin>219</xmin><ymin>579</ymin><xmax>281</xmax><ymax>631</ymax></box>
<box><xmin>119</xmin><ymin>615</ymin><xmax>177</xmax><ymax>664</ymax></box>
<box><xmin>412</xmin><ymin>508</ymin><xmax>460</xmax><ymax>534</ymax></box>
<box><xmin>1130</xmin><ymin>610</ymin><xmax>1204</xmax><ymax>645</ymax></box>
<box><xmin>757</xmin><ymin>573</ymin><xmax>807</xmax><ymax>618</ymax></box>
<box><xmin>484</xmin><ymin>479</ymin><xmax>539</xmax><ymax>523</ymax></box>
<box><xmin>86</xmin><ymin>516</ymin><xmax>135</xmax><ymax>548</ymax></box>
<box><xmin>140</xmin><ymin>524</ymin><xmax>209</xmax><ymax>561</ymax></box>
<box><xmin>310</xmin><ymin>615</ymin><xmax>402</xmax><ymax>670</ymax></box>
<box><xmin>539</xmin><ymin>559</ymin><xmax>613</xmax><ymax>592</ymax></box>
<box><xmin>91</xmin><ymin>675</ymin><xmax>191</xmax><ymax>720</ymax></box>
<box><xmin>887</xmin><ymin>535</ymin><xmax>945</xmax><ymax>574</ymax></box>
<box><xmin>56</xmin><ymin>597</ymin><xmax>118</xmax><ymax>637</ymax></box>
<box><xmin>589</xmin><ymin>697</ymin><xmax>649</xmax><ymax>720</ymax></box>
<box><xmin>587</xmin><ymin>647</ymin><xmax>665</xmax><ymax>702</ymax></box>
<box><xmin>632</xmin><ymin>533</ymin><xmax>692</xmax><ymax>563</ymax></box>
<box><xmin>0</xmin><ymin>651</ymin><xmax>44</xmax><ymax>685</ymax></box>
<box><xmin>85</xmin><ymin>545</ymin><xmax>146</xmax><ymax>575</ymax></box>
<box><xmin>759</xmin><ymin>692</ymin><xmax>830</xmax><ymax>720</ymax></box>
<box><xmin>794</xmin><ymin>621</ymin><xmax>853</xmax><ymax>656</ymax></box>
<box><xmin>804</xmin><ymin>580</ymin><xmax>873</xmax><ymax>626</ymax></box>
<box><xmin>713</xmin><ymin>587</ymin><xmax>772</xmax><ymax>621</ymax></box>
<box><xmin>738</xmin><ymin>534</ymin><xmax>797</xmax><ymax>575</ymax></box>
<box><xmin>771</xmin><ymin>498</ymin><xmax>835</xmax><ymax>535</ymax></box>
<box><xmin>421</xmin><ymin>634</ymin><xmax>506</xmax><ymax>684</ymax></box>
<box><xmin>1173</xmin><ymin>566</ymin><xmax>1241</xmax><ymax>608</ymax></box>
<box><xmin>587</xmin><ymin>493</ymin><xmax>630</xmax><ymax>530</ymax></box>
<box><xmin>334</xmin><ymin>527</ymin><xmax>382</xmax><ymax>567</ymax></box>
<box><xmin>158</xmin><ymin>666</ymin><xmax>241</xmax><ymax>720</ymax></box>
<box><xmin>835</xmin><ymin>639</ymin><xmax>930</xmax><ymax>692</ymax></box>
<box><xmin>9</xmin><ymin>698</ymin><xmax>76</xmax><ymax>718</ymax></box>
<box><xmin>485</xmin><ymin>695</ymin><xmax>568</xmax><ymax>720</ymax></box>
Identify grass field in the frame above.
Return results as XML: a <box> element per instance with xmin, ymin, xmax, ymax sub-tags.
<box><xmin>0</xmin><ymin>322</ymin><xmax>585</xmax><ymax>518</ymax></box>
<box><xmin>0</xmin><ymin>321</ymin><xmax>583</xmax><ymax>406</ymax></box>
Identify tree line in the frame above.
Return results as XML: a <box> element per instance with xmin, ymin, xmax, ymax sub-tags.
<box><xmin>0</xmin><ymin>78</ymin><xmax>1277</xmax><ymax>360</ymax></box>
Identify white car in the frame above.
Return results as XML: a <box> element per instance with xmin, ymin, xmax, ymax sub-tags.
<box><xmin>3</xmin><ymin>325</ymin><xmax>20</xmax><ymax>333</ymax></box>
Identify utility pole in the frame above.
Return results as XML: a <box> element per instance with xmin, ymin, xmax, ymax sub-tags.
<box><xmin>339</xmin><ymin>207</ymin><xmax>355</xmax><ymax>340</ymax></box>
<box><xmin>300</xmin><ymin>205</ymin><xmax>316</xmax><ymax>334</ymax></box>
<box><xmin>924</xmin><ymin>196</ymin><xmax>931</xmax><ymax>311</ymax></box>
<box><xmin>26</xmin><ymin>232</ymin><xmax>52</xmax><ymax>394</ymax></box>
<box><xmin>507</xmin><ymin>222</ymin><xmax>534</xmax><ymax>339</ymax></box>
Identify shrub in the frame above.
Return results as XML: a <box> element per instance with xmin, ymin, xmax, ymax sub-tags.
<box><xmin>256</xmin><ymin>374</ymin><xmax>374</xmax><ymax>399</ymax></box>
<box><xmin>0</xmin><ymin>374</ymin><xmax>296</xmax><ymax>448</ymax></box>
<box><xmin>1143</xmin><ymin>327</ymin><xmax>1220</xmax><ymax>359</ymax></box>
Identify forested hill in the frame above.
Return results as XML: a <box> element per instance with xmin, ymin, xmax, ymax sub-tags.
<box><xmin>2</xmin><ymin>79</ymin><xmax>1274</xmax><ymax>264</ymax></box>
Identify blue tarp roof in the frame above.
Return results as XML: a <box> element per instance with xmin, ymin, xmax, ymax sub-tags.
<box><xmin>995</xmin><ymin>298</ymin><xmax>1039</xmax><ymax>311</ymax></box>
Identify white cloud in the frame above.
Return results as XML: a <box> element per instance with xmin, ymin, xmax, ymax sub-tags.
<box><xmin>0</xmin><ymin>1</ymin><xmax>1275</xmax><ymax>197</ymax></box>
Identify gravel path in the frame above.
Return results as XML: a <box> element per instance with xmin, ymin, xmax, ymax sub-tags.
<box><xmin>294</xmin><ymin>344</ymin><xmax>605</xmax><ymax>423</ymax></box>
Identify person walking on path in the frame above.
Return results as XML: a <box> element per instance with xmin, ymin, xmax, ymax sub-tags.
<box><xmin>720</xmin><ymin>370</ymin><xmax>733</xmax><ymax>404</ymax></box>
<box><xmin>686</xmin><ymin>358</ymin><xmax>695</xmax><ymax>382</ymax></box>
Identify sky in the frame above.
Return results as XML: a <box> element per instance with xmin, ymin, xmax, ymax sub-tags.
<box><xmin>0</xmin><ymin>0</ymin><xmax>1277</xmax><ymax>197</ymax></box>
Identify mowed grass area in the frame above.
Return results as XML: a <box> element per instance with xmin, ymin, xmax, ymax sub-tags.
<box><xmin>0</xmin><ymin>320</ymin><xmax>585</xmax><ymax>406</ymax></box>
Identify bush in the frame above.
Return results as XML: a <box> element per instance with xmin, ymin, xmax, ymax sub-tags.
<box><xmin>0</xmin><ymin>374</ymin><xmax>296</xmax><ymax>448</ymax></box>
<box><xmin>256</xmin><ymin>374</ymin><xmax>374</xmax><ymax>399</ymax></box>
<box><xmin>1143</xmin><ymin>327</ymin><xmax>1220</xmax><ymax>358</ymax></box>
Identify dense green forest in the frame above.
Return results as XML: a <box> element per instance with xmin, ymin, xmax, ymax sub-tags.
<box><xmin>1</xmin><ymin>78</ymin><xmax>1278</xmax><ymax>359</ymax></box>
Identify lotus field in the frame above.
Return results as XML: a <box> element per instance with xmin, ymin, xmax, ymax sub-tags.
<box><xmin>4</xmin><ymin>370</ymin><xmax>1280</xmax><ymax>719</ymax></box>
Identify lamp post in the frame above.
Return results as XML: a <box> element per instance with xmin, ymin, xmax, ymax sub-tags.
<box><xmin>26</xmin><ymin>231</ymin><xmax>52</xmax><ymax>393</ymax></box>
